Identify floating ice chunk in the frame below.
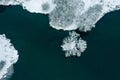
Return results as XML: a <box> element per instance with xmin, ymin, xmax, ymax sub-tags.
<box><xmin>0</xmin><ymin>34</ymin><xmax>18</xmax><ymax>79</ymax></box>
<box><xmin>61</xmin><ymin>31</ymin><xmax>87</xmax><ymax>57</ymax></box>
<box><xmin>49</xmin><ymin>0</ymin><xmax>83</xmax><ymax>30</ymax></box>
<box><xmin>49</xmin><ymin>0</ymin><xmax>120</xmax><ymax>31</ymax></box>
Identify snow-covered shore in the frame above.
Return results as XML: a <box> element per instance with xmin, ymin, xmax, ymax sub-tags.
<box><xmin>0</xmin><ymin>34</ymin><xmax>18</xmax><ymax>80</ymax></box>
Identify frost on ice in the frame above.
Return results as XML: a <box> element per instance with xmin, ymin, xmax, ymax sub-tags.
<box><xmin>0</xmin><ymin>0</ymin><xmax>120</xmax><ymax>57</ymax></box>
<box><xmin>61</xmin><ymin>31</ymin><xmax>87</xmax><ymax>57</ymax></box>
<box><xmin>0</xmin><ymin>34</ymin><xmax>18</xmax><ymax>80</ymax></box>
<box><xmin>49</xmin><ymin>0</ymin><xmax>120</xmax><ymax>31</ymax></box>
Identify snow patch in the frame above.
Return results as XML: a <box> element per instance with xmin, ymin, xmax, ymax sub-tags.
<box><xmin>61</xmin><ymin>32</ymin><xmax>87</xmax><ymax>57</ymax></box>
<box><xmin>0</xmin><ymin>34</ymin><xmax>18</xmax><ymax>79</ymax></box>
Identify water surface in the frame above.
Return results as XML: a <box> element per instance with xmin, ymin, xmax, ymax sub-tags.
<box><xmin>0</xmin><ymin>6</ymin><xmax>120</xmax><ymax>80</ymax></box>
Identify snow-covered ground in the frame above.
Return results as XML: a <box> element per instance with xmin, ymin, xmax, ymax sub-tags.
<box><xmin>0</xmin><ymin>34</ymin><xmax>18</xmax><ymax>80</ymax></box>
<box><xmin>0</xmin><ymin>0</ymin><xmax>56</xmax><ymax>14</ymax></box>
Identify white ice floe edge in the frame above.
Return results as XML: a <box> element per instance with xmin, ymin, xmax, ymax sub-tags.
<box><xmin>0</xmin><ymin>34</ymin><xmax>19</xmax><ymax>79</ymax></box>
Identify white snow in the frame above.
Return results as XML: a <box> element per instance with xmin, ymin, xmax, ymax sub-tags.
<box><xmin>22</xmin><ymin>0</ymin><xmax>56</xmax><ymax>14</ymax></box>
<box><xmin>0</xmin><ymin>0</ymin><xmax>56</xmax><ymax>14</ymax></box>
<box><xmin>49</xmin><ymin>0</ymin><xmax>120</xmax><ymax>31</ymax></box>
<box><xmin>0</xmin><ymin>34</ymin><xmax>18</xmax><ymax>79</ymax></box>
<box><xmin>61</xmin><ymin>32</ymin><xmax>87</xmax><ymax>57</ymax></box>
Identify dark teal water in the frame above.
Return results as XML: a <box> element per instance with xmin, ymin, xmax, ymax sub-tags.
<box><xmin>0</xmin><ymin>6</ymin><xmax>120</xmax><ymax>80</ymax></box>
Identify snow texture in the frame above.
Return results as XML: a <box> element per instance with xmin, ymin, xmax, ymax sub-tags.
<box><xmin>0</xmin><ymin>0</ymin><xmax>56</xmax><ymax>14</ymax></box>
<box><xmin>0</xmin><ymin>0</ymin><xmax>120</xmax><ymax>30</ymax></box>
<box><xmin>0</xmin><ymin>35</ymin><xmax>18</xmax><ymax>80</ymax></box>
<box><xmin>61</xmin><ymin>31</ymin><xmax>87</xmax><ymax>57</ymax></box>
<box><xmin>49</xmin><ymin>0</ymin><xmax>120</xmax><ymax>31</ymax></box>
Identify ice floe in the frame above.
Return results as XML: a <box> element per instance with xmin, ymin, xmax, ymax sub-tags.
<box><xmin>0</xmin><ymin>34</ymin><xmax>18</xmax><ymax>80</ymax></box>
<box><xmin>61</xmin><ymin>31</ymin><xmax>87</xmax><ymax>57</ymax></box>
